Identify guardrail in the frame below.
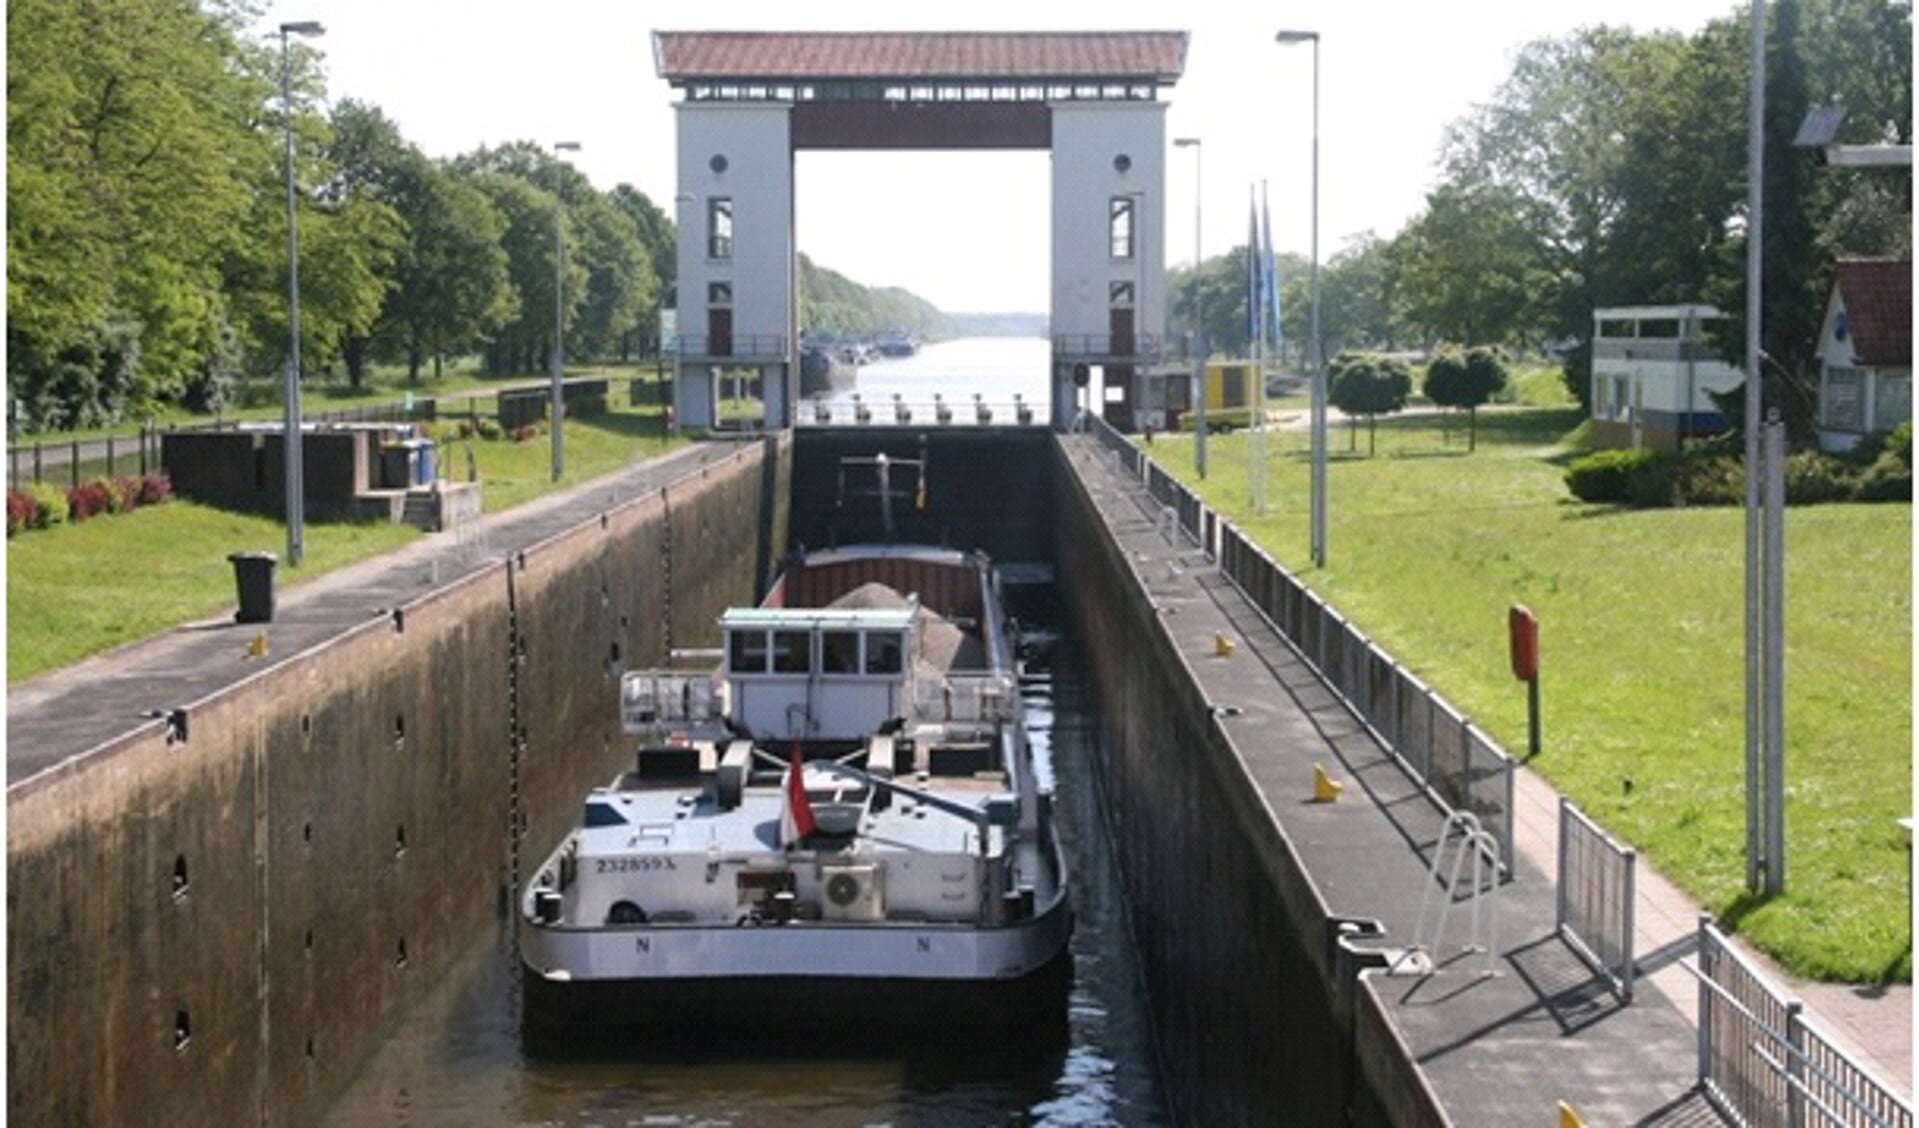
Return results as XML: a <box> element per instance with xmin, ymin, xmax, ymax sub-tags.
<box><xmin>1557</xmin><ymin>798</ymin><xmax>1636</xmax><ymax>1001</ymax></box>
<box><xmin>1697</xmin><ymin>917</ymin><xmax>1912</xmax><ymax>1128</ymax></box>
<box><xmin>801</xmin><ymin>394</ymin><xmax>1040</xmax><ymax>428</ymax></box>
<box><xmin>674</xmin><ymin>334</ymin><xmax>789</xmax><ymax>361</ymax></box>
<box><xmin>1080</xmin><ymin>412</ymin><xmax>1517</xmax><ymax>873</ymax></box>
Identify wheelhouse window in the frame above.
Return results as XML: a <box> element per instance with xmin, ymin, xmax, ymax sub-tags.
<box><xmin>708</xmin><ymin>197</ymin><xmax>733</xmax><ymax>260</ymax></box>
<box><xmin>1108</xmin><ymin>280</ymin><xmax>1135</xmax><ymax>306</ymax></box>
<box><xmin>865</xmin><ymin>631</ymin><xmax>903</xmax><ymax>675</ymax></box>
<box><xmin>707</xmin><ymin>281</ymin><xmax>733</xmax><ymax>305</ymax></box>
<box><xmin>728</xmin><ymin>628</ymin><xmax>768</xmax><ymax>674</ymax></box>
<box><xmin>772</xmin><ymin>630</ymin><xmax>811</xmax><ymax>673</ymax></box>
<box><xmin>1109</xmin><ymin>197</ymin><xmax>1135</xmax><ymax>259</ymax></box>
<box><xmin>821</xmin><ymin>631</ymin><xmax>860</xmax><ymax>674</ymax></box>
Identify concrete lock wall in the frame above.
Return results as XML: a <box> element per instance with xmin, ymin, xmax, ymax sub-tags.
<box><xmin>6</xmin><ymin>437</ymin><xmax>789</xmax><ymax>1126</ymax></box>
<box><xmin>1050</xmin><ymin>439</ymin><xmax>1364</xmax><ymax>1127</ymax></box>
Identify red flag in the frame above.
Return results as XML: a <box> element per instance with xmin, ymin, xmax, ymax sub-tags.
<box><xmin>781</xmin><ymin>742</ymin><xmax>816</xmax><ymax>846</ymax></box>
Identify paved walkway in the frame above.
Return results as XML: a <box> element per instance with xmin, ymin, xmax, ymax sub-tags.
<box><xmin>8</xmin><ymin>440</ymin><xmax>742</xmax><ymax>789</ymax></box>
<box><xmin>1062</xmin><ymin>432</ymin><xmax>1911</xmax><ymax>1122</ymax></box>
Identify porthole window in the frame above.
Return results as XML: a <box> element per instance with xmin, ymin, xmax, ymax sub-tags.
<box><xmin>1113</xmin><ymin>153</ymin><xmax>1132</xmax><ymax>173</ymax></box>
<box><xmin>709</xmin><ymin>153</ymin><xmax>729</xmax><ymax>174</ymax></box>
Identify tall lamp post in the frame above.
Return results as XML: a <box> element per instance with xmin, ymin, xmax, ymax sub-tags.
<box><xmin>551</xmin><ymin>140</ymin><xmax>582</xmax><ymax>481</ymax></box>
<box><xmin>280</xmin><ymin>19</ymin><xmax>324</xmax><ymax>567</ymax></box>
<box><xmin>1174</xmin><ymin>137</ymin><xmax>1206</xmax><ymax>478</ymax></box>
<box><xmin>1276</xmin><ymin>29</ymin><xmax>1324</xmax><ymax>568</ymax></box>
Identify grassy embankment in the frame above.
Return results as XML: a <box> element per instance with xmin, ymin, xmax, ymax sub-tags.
<box><xmin>8</xmin><ymin>383</ymin><xmax>681</xmax><ymax>681</ymax></box>
<box><xmin>1147</xmin><ymin>400</ymin><xmax>1910</xmax><ymax>984</ymax></box>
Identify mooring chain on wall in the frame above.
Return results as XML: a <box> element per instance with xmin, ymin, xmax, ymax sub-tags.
<box><xmin>659</xmin><ymin>486</ymin><xmax>674</xmax><ymax>658</ymax></box>
<box><xmin>503</xmin><ymin>557</ymin><xmax>529</xmax><ymax>956</ymax></box>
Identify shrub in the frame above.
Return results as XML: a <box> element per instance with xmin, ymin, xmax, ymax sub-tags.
<box><xmin>113</xmin><ymin>476</ymin><xmax>140</xmax><ymax>513</ymax></box>
<box><xmin>475</xmin><ymin>417</ymin><xmax>504</xmax><ymax>441</ymax></box>
<box><xmin>137</xmin><ymin>472</ymin><xmax>173</xmax><ymax>507</ymax></box>
<box><xmin>511</xmin><ymin>423</ymin><xmax>539</xmax><ymax>443</ymax></box>
<box><xmin>7</xmin><ymin>489</ymin><xmax>35</xmax><ymax>536</ymax></box>
<box><xmin>66</xmin><ymin>479</ymin><xmax>115</xmax><ymax>521</ymax></box>
<box><xmin>29</xmin><ymin>481</ymin><xmax>68</xmax><ymax>528</ymax></box>
<box><xmin>1854</xmin><ymin>449</ymin><xmax>1912</xmax><ymax>502</ymax></box>
<box><xmin>1667</xmin><ymin>453</ymin><xmax>1745</xmax><ymax>507</ymax></box>
<box><xmin>1564</xmin><ymin>448</ymin><xmax>1659</xmax><ymax>504</ymax></box>
<box><xmin>1783</xmin><ymin>451</ymin><xmax>1856</xmax><ymax>505</ymax></box>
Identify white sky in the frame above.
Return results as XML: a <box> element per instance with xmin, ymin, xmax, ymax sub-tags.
<box><xmin>262</xmin><ymin>0</ymin><xmax>1746</xmax><ymax>313</ymax></box>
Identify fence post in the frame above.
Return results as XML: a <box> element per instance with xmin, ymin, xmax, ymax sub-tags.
<box><xmin>1696</xmin><ymin>915</ymin><xmax>1713</xmax><ymax>1088</ymax></box>
<box><xmin>106</xmin><ymin>435</ymin><xmax>115</xmax><ymax>477</ymax></box>
<box><xmin>33</xmin><ymin>442</ymin><xmax>42</xmax><ymax>485</ymax></box>
<box><xmin>140</xmin><ymin>424</ymin><xmax>149</xmax><ymax>477</ymax></box>
<box><xmin>1621</xmin><ymin>844</ymin><xmax>1637</xmax><ymax>1000</ymax></box>
<box><xmin>1556</xmin><ymin>798</ymin><xmax>1570</xmax><ymax>931</ymax></box>
<box><xmin>1785</xmin><ymin>999</ymin><xmax>1806</xmax><ymax>1128</ymax></box>
<box><xmin>70</xmin><ymin>439</ymin><xmax>80</xmax><ymax>487</ymax></box>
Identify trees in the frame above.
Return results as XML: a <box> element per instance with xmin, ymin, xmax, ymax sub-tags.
<box><xmin>1329</xmin><ymin>353</ymin><xmax>1414</xmax><ymax>454</ymax></box>
<box><xmin>1423</xmin><ymin>346</ymin><xmax>1510</xmax><ymax>451</ymax></box>
<box><xmin>7</xmin><ymin>0</ymin><xmax>268</xmax><ymax>428</ymax></box>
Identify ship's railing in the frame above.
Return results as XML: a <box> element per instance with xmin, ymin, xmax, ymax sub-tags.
<box><xmin>800</xmin><ymin>393</ymin><xmax>1040</xmax><ymax>428</ymax></box>
<box><xmin>619</xmin><ymin>671</ymin><xmax>722</xmax><ymax>734</ymax></box>
<box><xmin>913</xmin><ymin>673</ymin><xmax>1019</xmax><ymax>725</ymax></box>
<box><xmin>1695</xmin><ymin>916</ymin><xmax>1912</xmax><ymax>1128</ymax></box>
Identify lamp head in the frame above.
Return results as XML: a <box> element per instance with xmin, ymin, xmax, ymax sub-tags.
<box><xmin>1173</xmin><ymin>137</ymin><xmax>1201</xmax><ymax>148</ymax></box>
<box><xmin>280</xmin><ymin>20</ymin><xmax>325</xmax><ymax>36</ymax></box>
<box><xmin>1274</xmin><ymin>29</ymin><xmax>1319</xmax><ymax>45</ymax></box>
<box><xmin>554</xmin><ymin>141</ymin><xmax>583</xmax><ymax>153</ymax></box>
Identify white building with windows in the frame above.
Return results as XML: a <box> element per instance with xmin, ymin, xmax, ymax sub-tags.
<box><xmin>1589</xmin><ymin>305</ymin><xmax>1745</xmax><ymax>451</ymax></box>
<box><xmin>653</xmin><ymin>31</ymin><xmax>1186</xmax><ymax>431</ymax></box>
<box><xmin>1814</xmin><ymin>259</ymin><xmax>1912</xmax><ymax>452</ymax></box>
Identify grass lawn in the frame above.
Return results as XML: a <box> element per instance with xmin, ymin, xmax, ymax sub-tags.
<box><xmin>8</xmin><ymin>398</ymin><xmax>684</xmax><ymax>680</ymax></box>
<box><xmin>1143</xmin><ymin>408</ymin><xmax>1911</xmax><ymax>983</ymax></box>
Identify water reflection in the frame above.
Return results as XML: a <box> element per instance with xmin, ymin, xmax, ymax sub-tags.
<box><xmin>321</xmin><ymin>584</ymin><xmax>1165</xmax><ymax>1127</ymax></box>
<box><xmin>805</xmin><ymin>337</ymin><xmax>1052</xmax><ymax>425</ymax></box>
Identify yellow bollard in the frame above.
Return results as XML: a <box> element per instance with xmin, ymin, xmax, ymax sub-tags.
<box><xmin>245</xmin><ymin>631</ymin><xmax>268</xmax><ymax>660</ymax></box>
<box><xmin>1313</xmin><ymin>763</ymin><xmax>1343</xmax><ymax>803</ymax></box>
<box><xmin>1557</xmin><ymin>1101</ymin><xmax>1586</xmax><ymax>1128</ymax></box>
<box><xmin>1213</xmin><ymin>632</ymin><xmax>1236</xmax><ymax>658</ymax></box>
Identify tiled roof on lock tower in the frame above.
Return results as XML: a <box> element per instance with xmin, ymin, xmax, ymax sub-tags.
<box><xmin>653</xmin><ymin>31</ymin><xmax>1189</xmax><ymax>85</ymax></box>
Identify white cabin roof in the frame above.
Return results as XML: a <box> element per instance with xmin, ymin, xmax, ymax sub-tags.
<box><xmin>721</xmin><ymin>606</ymin><xmax>916</xmax><ymax>633</ymax></box>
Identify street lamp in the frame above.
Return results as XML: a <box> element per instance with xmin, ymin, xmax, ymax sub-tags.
<box><xmin>1174</xmin><ymin>137</ymin><xmax>1206</xmax><ymax>478</ymax></box>
<box><xmin>551</xmin><ymin>140</ymin><xmax>582</xmax><ymax>481</ymax></box>
<box><xmin>1276</xmin><ymin>29</ymin><xmax>1325</xmax><ymax>568</ymax></box>
<box><xmin>280</xmin><ymin>19</ymin><xmax>324</xmax><ymax>567</ymax></box>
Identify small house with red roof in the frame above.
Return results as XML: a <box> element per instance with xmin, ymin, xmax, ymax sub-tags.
<box><xmin>1815</xmin><ymin>259</ymin><xmax>1912</xmax><ymax>451</ymax></box>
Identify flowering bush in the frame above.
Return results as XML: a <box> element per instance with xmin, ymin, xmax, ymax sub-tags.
<box><xmin>7</xmin><ymin>489</ymin><xmax>35</xmax><ymax>536</ymax></box>
<box><xmin>66</xmin><ymin>479</ymin><xmax>116</xmax><ymax>521</ymax></box>
<box><xmin>10</xmin><ymin>473</ymin><xmax>171</xmax><ymax>535</ymax></box>
<box><xmin>137</xmin><ymin>472</ymin><xmax>173</xmax><ymax>506</ymax></box>
<box><xmin>511</xmin><ymin>422</ymin><xmax>540</xmax><ymax>443</ymax></box>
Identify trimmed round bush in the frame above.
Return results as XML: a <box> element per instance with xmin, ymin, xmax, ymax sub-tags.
<box><xmin>1564</xmin><ymin>448</ymin><xmax>1659</xmax><ymax>504</ymax></box>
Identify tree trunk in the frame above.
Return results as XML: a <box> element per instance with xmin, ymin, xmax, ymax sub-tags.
<box><xmin>1468</xmin><ymin>406</ymin><xmax>1477</xmax><ymax>453</ymax></box>
<box><xmin>343</xmin><ymin>336</ymin><xmax>368</xmax><ymax>390</ymax></box>
<box><xmin>1369</xmin><ymin>415</ymin><xmax>1378</xmax><ymax>456</ymax></box>
<box><xmin>1349</xmin><ymin>416</ymin><xmax>1358</xmax><ymax>452</ymax></box>
<box><xmin>407</xmin><ymin>342</ymin><xmax>423</xmax><ymax>384</ymax></box>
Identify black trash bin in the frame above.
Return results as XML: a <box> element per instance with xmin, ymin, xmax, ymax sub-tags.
<box><xmin>228</xmin><ymin>551</ymin><xmax>277</xmax><ymax>624</ymax></box>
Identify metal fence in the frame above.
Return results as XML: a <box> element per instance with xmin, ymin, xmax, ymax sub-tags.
<box><xmin>1697</xmin><ymin>917</ymin><xmax>1912</xmax><ymax>1128</ymax></box>
<box><xmin>6</xmin><ymin>375</ymin><xmax>656</xmax><ymax>491</ymax></box>
<box><xmin>1081</xmin><ymin>413</ymin><xmax>1517</xmax><ymax>872</ymax></box>
<box><xmin>1557</xmin><ymin>798</ymin><xmax>1637</xmax><ymax>1001</ymax></box>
